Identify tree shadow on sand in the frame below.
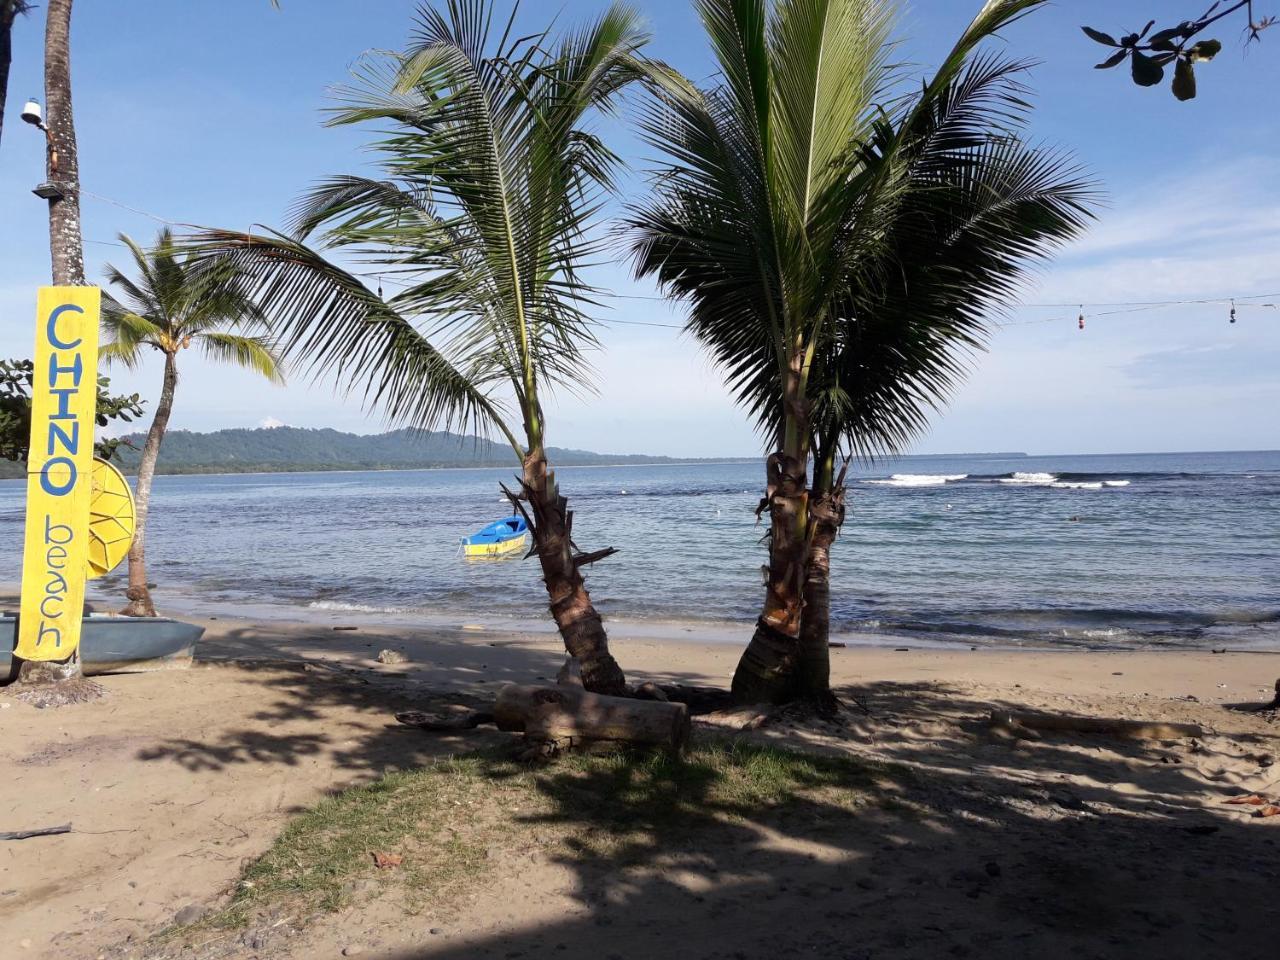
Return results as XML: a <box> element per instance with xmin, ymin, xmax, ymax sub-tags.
<box><xmin>132</xmin><ymin>641</ymin><xmax>1280</xmax><ymax>960</ymax></box>
<box><xmin>349</xmin><ymin>683</ymin><xmax>1277</xmax><ymax>960</ymax></box>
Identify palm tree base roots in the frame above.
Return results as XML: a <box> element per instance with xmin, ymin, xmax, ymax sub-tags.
<box><xmin>730</xmin><ymin>617</ymin><xmax>802</xmax><ymax>705</ymax></box>
<box><xmin>11</xmin><ymin>657</ymin><xmax>105</xmax><ymax>707</ymax></box>
<box><xmin>120</xmin><ymin>585</ymin><xmax>156</xmax><ymax>618</ymax></box>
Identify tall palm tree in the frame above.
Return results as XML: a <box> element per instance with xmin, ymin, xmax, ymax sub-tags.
<box><xmin>102</xmin><ymin>229</ymin><xmax>284</xmax><ymax>617</ymax></box>
<box><xmin>12</xmin><ymin>0</ymin><xmax>88</xmax><ymax>695</ymax></box>
<box><xmin>188</xmin><ymin>1</ymin><xmax>649</xmax><ymax>695</ymax></box>
<box><xmin>0</xmin><ymin>1</ymin><xmax>33</xmax><ymax>151</ymax></box>
<box><xmin>630</xmin><ymin>0</ymin><xmax>1097</xmax><ymax>705</ymax></box>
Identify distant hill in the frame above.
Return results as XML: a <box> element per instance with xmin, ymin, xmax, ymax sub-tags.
<box><xmin>0</xmin><ymin>425</ymin><xmax>1028</xmax><ymax>479</ymax></box>
<box><xmin>96</xmin><ymin>426</ymin><xmax>734</xmax><ymax>475</ymax></box>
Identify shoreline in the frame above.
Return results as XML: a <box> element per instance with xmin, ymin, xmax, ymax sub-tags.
<box><xmin>63</xmin><ymin>583</ymin><xmax>1280</xmax><ymax>655</ymax></box>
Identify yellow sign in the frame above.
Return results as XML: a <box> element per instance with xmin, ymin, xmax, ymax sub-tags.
<box><xmin>16</xmin><ymin>287</ymin><xmax>101</xmax><ymax>661</ymax></box>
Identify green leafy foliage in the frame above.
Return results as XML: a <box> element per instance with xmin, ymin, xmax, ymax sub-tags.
<box><xmin>185</xmin><ymin>1</ymin><xmax>651</xmax><ymax>461</ymax></box>
<box><xmin>630</xmin><ymin>0</ymin><xmax>1096</xmax><ymax>467</ymax></box>
<box><xmin>1081</xmin><ymin>2</ymin><xmax>1274</xmax><ymax>100</ymax></box>
<box><xmin>0</xmin><ymin>358</ymin><xmax>145</xmax><ymax>463</ymax></box>
<box><xmin>101</xmin><ymin>228</ymin><xmax>284</xmax><ymax>384</ymax></box>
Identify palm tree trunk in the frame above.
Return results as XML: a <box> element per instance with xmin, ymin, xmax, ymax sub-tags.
<box><xmin>1</xmin><ymin>3</ymin><xmax>20</xmax><ymax>152</ymax></box>
<box><xmin>796</xmin><ymin>452</ymin><xmax>847</xmax><ymax>712</ymax></box>
<box><xmin>730</xmin><ymin>448</ymin><xmax>810</xmax><ymax>703</ymax></box>
<box><xmin>43</xmin><ymin>0</ymin><xmax>84</xmax><ymax>286</ymax></box>
<box><xmin>122</xmin><ymin>352</ymin><xmax>177</xmax><ymax>617</ymax></box>
<box><xmin>519</xmin><ymin>446</ymin><xmax>626</xmax><ymax>696</ymax></box>
<box><xmin>12</xmin><ymin>0</ymin><xmax>87</xmax><ymax>694</ymax></box>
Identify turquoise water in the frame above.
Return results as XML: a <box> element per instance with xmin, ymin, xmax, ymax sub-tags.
<box><xmin>2</xmin><ymin>450</ymin><xmax>1277</xmax><ymax>649</ymax></box>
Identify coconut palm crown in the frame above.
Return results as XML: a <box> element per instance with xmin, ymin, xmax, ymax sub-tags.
<box><xmin>183</xmin><ymin>0</ymin><xmax>652</xmax><ymax>694</ymax></box>
<box><xmin>629</xmin><ymin>0</ymin><xmax>1098</xmax><ymax>703</ymax></box>
<box><xmin>102</xmin><ymin>228</ymin><xmax>284</xmax><ymax>617</ymax></box>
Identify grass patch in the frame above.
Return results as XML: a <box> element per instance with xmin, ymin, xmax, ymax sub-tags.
<box><xmin>206</xmin><ymin>740</ymin><xmax>880</xmax><ymax>930</ymax></box>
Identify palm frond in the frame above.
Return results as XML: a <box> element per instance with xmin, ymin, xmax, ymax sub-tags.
<box><xmin>199</xmin><ymin>332</ymin><xmax>286</xmax><ymax>385</ymax></box>
<box><xmin>99</xmin><ymin>301</ymin><xmax>164</xmax><ymax>370</ymax></box>
<box><xmin>196</xmin><ymin>1</ymin><xmax>652</xmax><ymax>455</ymax></box>
<box><xmin>183</xmin><ymin>227</ymin><xmax>522</xmax><ymax>453</ymax></box>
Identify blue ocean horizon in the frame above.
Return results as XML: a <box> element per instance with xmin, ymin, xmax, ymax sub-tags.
<box><xmin>2</xmin><ymin>449</ymin><xmax>1277</xmax><ymax>651</ymax></box>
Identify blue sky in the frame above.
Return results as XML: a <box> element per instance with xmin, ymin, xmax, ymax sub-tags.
<box><xmin>1</xmin><ymin>0</ymin><xmax>1277</xmax><ymax>458</ymax></box>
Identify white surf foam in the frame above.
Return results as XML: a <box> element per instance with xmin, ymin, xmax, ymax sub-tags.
<box><xmin>1051</xmin><ymin>481</ymin><xmax>1104</xmax><ymax>490</ymax></box>
<box><xmin>865</xmin><ymin>473</ymin><xmax>968</xmax><ymax>487</ymax></box>
<box><xmin>998</xmin><ymin>472</ymin><xmax>1057</xmax><ymax>485</ymax></box>
<box><xmin>1103</xmin><ymin>480</ymin><xmax>1130</xmax><ymax>487</ymax></box>
<box><xmin>308</xmin><ymin>599</ymin><xmax>410</xmax><ymax>614</ymax></box>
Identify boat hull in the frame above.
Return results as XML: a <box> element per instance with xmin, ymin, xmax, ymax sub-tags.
<box><xmin>462</xmin><ymin>532</ymin><xmax>528</xmax><ymax>558</ymax></box>
<box><xmin>2</xmin><ymin>615</ymin><xmax>205</xmax><ymax>679</ymax></box>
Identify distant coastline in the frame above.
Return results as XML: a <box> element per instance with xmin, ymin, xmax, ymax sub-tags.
<box><xmin>0</xmin><ymin>425</ymin><xmax>1030</xmax><ymax>478</ymax></box>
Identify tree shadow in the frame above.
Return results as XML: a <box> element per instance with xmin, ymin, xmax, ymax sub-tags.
<box><xmin>361</xmin><ymin>682</ymin><xmax>1278</xmax><ymax>960</ymax></box>
<box><xmin>125</xmin><ymin>632</ymin><xmax>1279</xmax><ymax>959</ymax></box>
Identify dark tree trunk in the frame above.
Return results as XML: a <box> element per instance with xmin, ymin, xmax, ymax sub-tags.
<box><xmin>13</xmin><ymin>0</ymin><xmax>88</xmax><ymax>694</ymax></box>
<box><xmin>519</xmin><ymin>447</ymin><xmax>626</xmax><ymax>696</ymax></box>
<box><xmin>43</xmin><ymin>0</ymin><xmax>84</xmax><ymax>286</ymax></box>
<box><xmin>795</xmin><ymin>461</ymin><xmax>847</xmax><ymax>712</ymax></box>
<box><xmin>122</xmin><ymin>352</ymin><xmax>177</xmax><ymax>617</ymax></box>
<box><xmin>730</xmin><ymin>449</ymin><xmax>809</xmax><ymax>704</ymax></box>
<box><xmin>0</xmin><ymin>3</ymin><xmax>21</xmax><ymax>152</ymax></box>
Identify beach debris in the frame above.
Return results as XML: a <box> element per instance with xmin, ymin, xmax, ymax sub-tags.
<box><xmin>988</xmin><ymin>710</ymin><xmax>1203</xmax><ymax>740</ymax></box>
<box><xmin>695</xmin><ymin>705</ymin><xmax>775</xmax><ymax>731</ymax></box>
<box><xmin>1223</xmin><ymin>794</ymin><xmax>1271</xmax><ymax>806</ymax></box>
<box><xmin>376</xmin><ymin>649</ymin><xmax>409</xmax><ymax>665</ymax></box>
<box><xmin>342</xmin><ymin>945</ymin><xmax>365</xmax><ymax>956</ymax></box>
<box><xmin>828</xmin><ymin>641</ymin><xmax>847</xmax><ymax>649</ymax></box>
<box><xmin>395</xmin><ymin>707</ymin><xmax>493</xmax><ymax>731</ymax></box>
<box><xmin>0</xmin><ymin>823</ymin><xmax>71</xmax><ymax>841</ymax></box>
<box><xmin>495</xmin><ymin>682</ymin><xmax>690</xmax><ymax>754</ymax></box>
<box><xmin>1256</xmin><ymin>805</ymin><xmax>1280</xmax><ymax>819</ymax></box>
<box><xmin>332</xmin><ymin>625</ymin><xmax>359</xmax><ymax>632</ymax></box>
<box><xmin>371</xmin><ymin>851</ymin><xmax>403</xmax><ymax>869</ymax></box>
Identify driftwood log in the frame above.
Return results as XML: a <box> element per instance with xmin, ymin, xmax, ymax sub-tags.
<box><xmin>991</xmin><ymin>710</ymin><xmax>1203</xmax><ymax>740</ymax></box>
<box><xmin>495</xmin><ymin>683</ymin><xmax>690</xmax><ymax>753</ymax></box>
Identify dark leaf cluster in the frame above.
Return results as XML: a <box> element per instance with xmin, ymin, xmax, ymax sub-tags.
<box><xmin>0</xmin><ymin>358</ymin><xmax>145</xmax><ymax>463</ymax></box>
<box><xmin>1083</xmin><ymin>1</ymin><xmax>1272</xmax><ymax>100</ymax></box>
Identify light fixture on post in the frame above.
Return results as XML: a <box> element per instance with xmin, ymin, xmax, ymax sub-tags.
<box><xmin>21</xmin><ymin>97</ymin><xmax>65</xmax><ymax>201</ymax></box>
<box><xmin>21</xmin><ymin>97</ymin><xmax>46</xmax><ymax>130</ymax></box>
<box><xmin>33</xmin><ymin>182</ymin><xmax>66</xmax><ymax>200</ymax></box>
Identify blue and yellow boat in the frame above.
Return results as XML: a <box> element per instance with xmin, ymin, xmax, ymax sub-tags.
<box><xmin>462</xmin><ymin>515</ymin><xmax>529</xmax><ymax>558</ymax></box>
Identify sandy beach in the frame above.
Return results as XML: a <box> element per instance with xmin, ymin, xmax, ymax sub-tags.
<box><xmin>3</xmin><ymin>611</ymin><xmax>1278</xmax><ymax>960</ymax></box>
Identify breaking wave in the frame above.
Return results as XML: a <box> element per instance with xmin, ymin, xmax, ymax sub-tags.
<box><xmin>864</xmin><ymin>473</ymin><xmax>968</xmax><ymax>487</ymax></box>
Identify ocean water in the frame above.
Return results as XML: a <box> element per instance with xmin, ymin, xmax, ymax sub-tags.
<box><xmin>1</xmin><ymin>450</ymin><xmax>1277</xmax><ymax>650</ymax></box>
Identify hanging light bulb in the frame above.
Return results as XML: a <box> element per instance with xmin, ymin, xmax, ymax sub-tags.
<box><xmin>1229</xmin><ymin>300</ymin><xmax>1236</xmax><ymax>324</ymax></box>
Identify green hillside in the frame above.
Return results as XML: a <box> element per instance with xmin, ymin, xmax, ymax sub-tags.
<box><xmin>97</xmin><ymin>426</ymin><xmax>712</xmax><ymax>475</ymax></box>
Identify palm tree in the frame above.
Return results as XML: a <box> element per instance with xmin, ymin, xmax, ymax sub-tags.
<box><xmin>1</xmin><ymin>1</ymin><xmax>34</xmax><ymax>152</ymax></box>
<box><xmin>12</xmin><ymin>0</ymin><xmax>88</xmax><ymax>695</ymax></box>
<box><xmin>630</xmin><ymin>0</ymin><xmax>1097</xmax><ymax>705</ymax></box>
<box><xmin>187</xmin><ymin>1</ymin><xmax>649</xmax><ymax>695</ymax></box>
<box><xmin>102</xmin><ymin>229</ymin><xmax>284</xmax><ymax>617</ymax></box>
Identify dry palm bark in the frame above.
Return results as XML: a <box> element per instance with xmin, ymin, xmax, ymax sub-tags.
<box><xmin>503</xmin><ymin>446</ymin><xmax>625</xmax><ymax>697</ymax></box>
<box><xmin>120</xmin><ymin>355</ymin><xmax>176</xmax><ymax>616</ymax></box>
<box><xmin>13</xmin><ymin>0</ymin><xmax>99</xmax><ymax>701</ymax></box>
<box><xmin>731</xmin><ymin>451</ymin><xmax>811</xmax><ymax>704</ymax></box>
